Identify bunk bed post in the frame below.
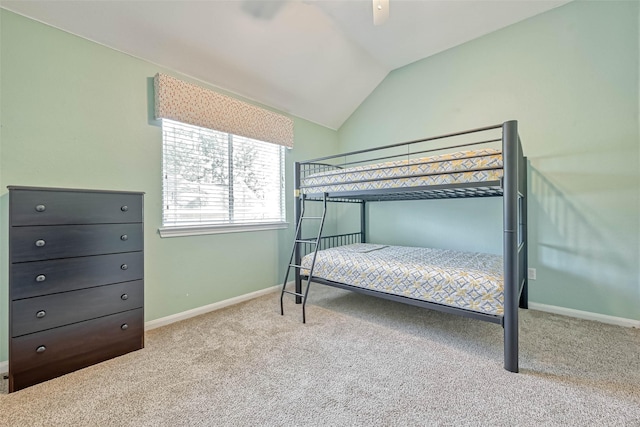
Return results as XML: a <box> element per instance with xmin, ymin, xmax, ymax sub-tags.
<box><xmin>519</xmin><ymin>148</ymin><xmax>529</xmax><ymax>309</ymax></box>
<box><xmin>502</xmin><ymin>120</ymin><xmax>519</xmax><ymax>373</ymax></box>
<box><xmin>360</xmin><ymin>201</ymin><xmax>366</xmax><ymax>243</ymax></box>
<box><xmin>294</xmin><ymin>161</ymin><xmax>303</xmax><ymax>304</ymax></box>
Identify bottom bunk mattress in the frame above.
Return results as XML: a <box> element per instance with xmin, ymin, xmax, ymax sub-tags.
<box><xmin>301</xmin><ymin>244</ymin><xmax>504</xmax><ymax>316</ymax></box>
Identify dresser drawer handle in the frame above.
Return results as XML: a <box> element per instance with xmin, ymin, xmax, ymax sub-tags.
<box><xmin>36</xmin><ymin>310</ymin><xmax>46</xmax><ymax>319</ymax></box>
<box><xmin>36</xmin><ymin>274</ymin><xmax>47</xmax><ymax>282</ymax></box>
<box><xmin>120</xmin><ymin>234</ymin><xmax>128</xmax><ymax>241</ymax></box>
<box><xmin>35</xmin><ymin>239</ymin><xmax>46</xmax><ymax>247</ymax></box>
<box><xmin>121</xmin><ymin>323</ymin><xmax>129</xmax><ymax>331</ymax></box>
<box><xmin>121</xmin><ymin>293</ymin><xmax>129</xmax><ymax>301</ymax></box>
<box><xmin>121</xmin><ymin>205</ymin><xmax>129</xmax><ymax>212</ymax></box>
<box><xmin>36</xmin><ymin>345</ymin><xmax>47</xmax><ymax>354</ymax></box>
<box><xmin>121</xmin><ymin>264</ymin><xmax>128</xmax><ymax>270</ymax></box>
<box><xmin>35</xmin><ymin>204</ymin><xmax>46</xmax><ymax>212</ymax></box>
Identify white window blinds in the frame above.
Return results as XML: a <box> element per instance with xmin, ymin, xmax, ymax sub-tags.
<box><xmin>162</xmin><ymin>120</ymin><xmax>285</xmax><ymax>228</ymax></box>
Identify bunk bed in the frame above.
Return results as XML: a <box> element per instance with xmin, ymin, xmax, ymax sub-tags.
<box><xmin>280</xmin><ymin>120</ymin><xmax>527</xmax><ymax>373</ymax></box>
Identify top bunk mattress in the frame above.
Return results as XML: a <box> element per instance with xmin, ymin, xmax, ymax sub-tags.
<box><xmin>301</xmin><ymin>148</ymin><xmax>503</xmax><ymax>195</ymax></box>
<box><xmin>301</xmin><ymin>243</ymin><xmax>504</xmax><ymax>316</ymax></box>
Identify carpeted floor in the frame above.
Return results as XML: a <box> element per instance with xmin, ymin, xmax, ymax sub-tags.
<box><xmin>1</xmin><ymin>285</ymin><xmax>639</xmax><ymax>426</ymax></box>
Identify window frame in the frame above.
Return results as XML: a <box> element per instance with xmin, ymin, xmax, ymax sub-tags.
<box><xmin>158</xmin><ymin>120</ymin><xmax>289</xmax><ymax>238</ymax></box>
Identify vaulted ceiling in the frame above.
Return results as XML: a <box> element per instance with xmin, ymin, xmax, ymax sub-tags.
<box><xmin>1</xmin><ymin>0</ymin><xmax>569</xmax><ymax>129</ymax></box>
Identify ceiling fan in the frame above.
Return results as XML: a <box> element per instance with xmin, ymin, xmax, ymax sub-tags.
<box><xmin>373</xmin><ymin>0</ymin><xmax>390</xmax><ymax>26</ymax></box>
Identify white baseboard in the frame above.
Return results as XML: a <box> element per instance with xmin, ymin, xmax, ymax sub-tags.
<box><xmin>145</xmin><ymin>284</ymin><xmax>282</xmax><ymax>331</ymax></box>
<box><xmin>1</xmin><ymin>284</ymin><xmax>284</xmax><ymax>374</ymax></box>
<box><xmin>528</xmin><ymin>302</ymin><xmax>640</xmax><ymax>328</ymax></box>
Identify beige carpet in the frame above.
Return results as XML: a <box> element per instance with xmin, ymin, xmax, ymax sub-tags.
<box><xmin>1</xmin><ymin>285</ymin><xmax>639</xmax><ymax>426</ymax></box>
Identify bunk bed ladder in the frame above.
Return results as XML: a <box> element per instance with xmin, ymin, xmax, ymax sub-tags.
<box><xmin>280</xmin><ymin>193</ymin><xmax>328</xmax><ymax>323</ymax></box>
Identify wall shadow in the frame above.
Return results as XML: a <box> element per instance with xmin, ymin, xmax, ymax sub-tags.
<box><xmin>529</xmin><ymin>164</ymin><xmax>638</xmax><ymax>317</ymax></box>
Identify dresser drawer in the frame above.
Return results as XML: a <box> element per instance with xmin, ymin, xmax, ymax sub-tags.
<box><xmin>11</xmin><ymin>223</ymin><xmax>143</xmax><ymax>263</ymax></box>
<box><xmin>11</xmin><ymin>252</ymin><xmax>143</xmax><ymax>300</ymax></box>
<box><xmin>9</xmin><ymin>308</ymin><xmax>143</xmax><ymax>391</ymax></box>
<box><xmin>12</xmin><ymin>280</ymin><xmax>144</xmax><ymax>337</ymax></box>
<box><xmin>10</xmin><ymin>189</ymin><xmax>142</xmax><ymax>226</ymax></box>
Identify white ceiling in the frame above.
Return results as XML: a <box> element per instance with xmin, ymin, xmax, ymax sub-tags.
<box><xmin>1</xmin><ymin>0</ymin><xmax>569</xmax><ymax>130</ymax></box>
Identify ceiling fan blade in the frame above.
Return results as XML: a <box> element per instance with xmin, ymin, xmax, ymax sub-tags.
<box><xmin>373</xmin><ymin>0</ymin><xmax>389</xmax><ymax>26</ymax></box>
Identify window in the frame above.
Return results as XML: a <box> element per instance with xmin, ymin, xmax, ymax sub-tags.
<box><xmin>160</xmin><ymin>119</ymin><xmax>286</xmax><ymax>236</ymax></box>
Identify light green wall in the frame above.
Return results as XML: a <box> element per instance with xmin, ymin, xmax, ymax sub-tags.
<box><xmin>0</xmin><ymin>10</ymin><xmax>339</xmax><ymax>361</ymax></box>
<box><xmin>338</xmin><ymin>1</ymin><xmax>640</xmax><ymax>320</ymax></box>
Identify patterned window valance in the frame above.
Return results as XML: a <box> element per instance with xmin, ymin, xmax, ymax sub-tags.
<box><xmin>154</xmin><ymin>73</ymin><xmax>294</xmax><ymax>148</ymax></box>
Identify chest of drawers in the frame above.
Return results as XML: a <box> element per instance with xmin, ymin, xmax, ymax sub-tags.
<box><xmin>7</xmin><ymin>186</ymin><xmax>145</xmax><ymax>392</ymax></box>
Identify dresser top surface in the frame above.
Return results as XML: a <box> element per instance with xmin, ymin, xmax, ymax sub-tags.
<box><xmin>7</xmin><ymin>186</ymin><xmax>145</xmax><ymax>195</ymax></box>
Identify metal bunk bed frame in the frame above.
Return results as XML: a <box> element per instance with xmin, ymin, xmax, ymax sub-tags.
<box><xmin>280</xmin><ymin>120</ymin><xmax>527</xmax><ymax>373</ymax></box>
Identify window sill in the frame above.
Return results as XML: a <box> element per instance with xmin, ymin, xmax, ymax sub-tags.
<box><xmin>158</xmin><ymin>222</ymin><xmax>289</xmax><ymax>238</ymax></box>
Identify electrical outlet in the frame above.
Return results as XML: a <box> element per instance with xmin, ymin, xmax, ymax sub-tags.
<box><xmin>528</xmin><ymin>268</ymin><xmax>537</xmax><ymax>280</ymax></box>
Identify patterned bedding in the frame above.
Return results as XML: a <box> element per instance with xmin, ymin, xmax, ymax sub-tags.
<box><xmin>301</xmin><ymin>244</ymin><xmax>504</xmax><ymax>316</ymax></box>
<box><xmin>301</xmin><ymin>149</ymin><xmax>503</xmax><ymax>195</ymax></box>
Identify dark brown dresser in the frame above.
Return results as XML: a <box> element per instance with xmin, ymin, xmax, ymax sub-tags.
<box><xmin>7</xmin><ymin>186</ymin><xmax>145</xmax><ymax>392</ymax></box>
